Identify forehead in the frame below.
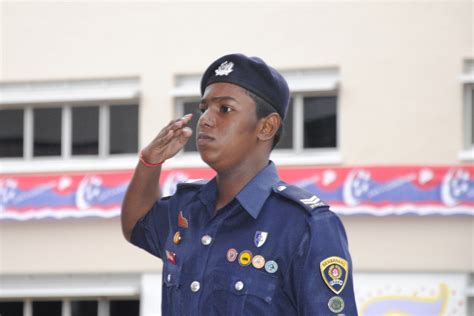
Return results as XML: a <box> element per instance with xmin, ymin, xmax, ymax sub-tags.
<box><xmin>202</xmin><ymin>82</ymin><xmax>252</xmax><ymax>101</ymax></box>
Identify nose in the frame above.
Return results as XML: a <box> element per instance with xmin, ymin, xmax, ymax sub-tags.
<box><xmin>198</xmin><ymin>108</ymin><xmax>215</xmax><ymax>129</ymax></box>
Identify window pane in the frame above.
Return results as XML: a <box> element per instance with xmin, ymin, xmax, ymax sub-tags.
<box><xmin>34</xmin><ymin>108</ymin><xmax>62</xmax><ymax>157</ymax></box>
<box><xmin>33</xmin><ymin>301</ymin><xmax>62</xmax><ymax>316</ymax></box>
<box><xmin>110</xmin><ymin>105</ymin><xmax>138</xmax><ymax>154</ymax></box>
<box><xmin>471</xmin><ymin>89</ymin><xmax>474</xmax><ymax>145</ymax></box>
<box><xmin>0</xmin><ymin>109</ymin><xmax>23</xmax><ymax>158</ymax></box>
<box><xmin>71</xmin><ymin>300</ymin><xmax>97</xmax><ymax>316</ymax></box>
<box><xmin>183</xmin><ymin>101</ymin><xmax>200</xmax><ymax>152</ymax></box>
<box><xmin>110</xmin><ymin>300</ymin><xmax>139</xmax><ymax>316</ymax></box>
<box><xmin>275</xmin><ymin>99</ymin><xmax>293</xmax><ymax>149</ymax></box>
<box><xmin>0</xmin><ymin>301</ymin><xmax>23</xmax><ymax>316</ymax></box>
<box><xmin>303</xmin><ymin>96</ymin><xmax>337</xmax><ymax>148</ymax></box>
<box><xmin>72</xmin><ymin>106</ymin><xmax>99</xmax><ymax>155</ymax></box>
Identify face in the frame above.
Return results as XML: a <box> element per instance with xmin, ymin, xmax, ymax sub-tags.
<box><xmin>197</xmin><ymin>82</ymin><xmax>260</xmax><ymax>172</ymax></box>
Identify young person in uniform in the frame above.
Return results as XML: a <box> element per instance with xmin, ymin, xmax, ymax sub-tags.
<box><xmin>121</xmin><ymin>53</ymin><xmax>357</xmax><ymax>315</ymax></box>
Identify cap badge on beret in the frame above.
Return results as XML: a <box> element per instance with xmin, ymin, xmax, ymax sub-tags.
<box><xmin>215</xmin><ymin>61</ymin><xmax>234</xmax><ymax>76</ymax></box>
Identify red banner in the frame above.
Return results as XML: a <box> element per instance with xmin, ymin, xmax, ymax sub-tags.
<box><xmin>1</xmin><ymin>166</ymin><xmax>473</xmax><ymax>220</ymax></box>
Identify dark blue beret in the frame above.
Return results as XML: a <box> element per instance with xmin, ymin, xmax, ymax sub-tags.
<box><xmin>200</xmin><ymin>53</ymin><xmax>290</xmax><ymax>119</ymax></box>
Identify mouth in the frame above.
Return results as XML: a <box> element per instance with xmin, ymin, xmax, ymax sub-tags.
<box><xmin>197</xmin><ymin>132</ymin><xmax>215</xmax><ymax>146</ymax></box>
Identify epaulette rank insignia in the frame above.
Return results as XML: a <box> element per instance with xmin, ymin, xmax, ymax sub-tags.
<box><xmin>273</xmin><ymin>184</ymin><xmax>327</xmax><ymax>212</ymax></box>
<box><xmin>177</xmin><ymin>179</ymin><xmax>208</xmax><ymax>189</ymax></box>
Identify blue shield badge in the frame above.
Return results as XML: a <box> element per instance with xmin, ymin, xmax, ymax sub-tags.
<box><xmin>254</xmin><ymin>231</ymin><xmax>268</xmax><ymax>248</ymax></box>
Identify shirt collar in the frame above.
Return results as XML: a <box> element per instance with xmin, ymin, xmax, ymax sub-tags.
<box><xmin>197</xmin><ymin>161</ymin><xmax>280</xmax><ymax>219</ymax></box>
<box><xmin>236</xmin><ymin>161</ymin><xmax>280</xmax><ymax>219</ymax></box>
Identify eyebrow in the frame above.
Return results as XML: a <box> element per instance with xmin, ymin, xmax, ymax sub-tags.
<box><xmin>200</xmin><ymin>96</ymin><xmax>238</xmax><ymax>104</ymax></box>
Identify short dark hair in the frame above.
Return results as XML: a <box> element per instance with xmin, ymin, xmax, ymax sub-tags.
<box><xmin>246</xmin><ymin>91</ymin><xmax>283</xmax><ymax>149</ymax></box>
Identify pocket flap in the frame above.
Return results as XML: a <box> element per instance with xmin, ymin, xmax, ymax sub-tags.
<box><xmin>163</xmin><ymin>263</ymin><xmax>181</xmax><ymax>287</ymax></box>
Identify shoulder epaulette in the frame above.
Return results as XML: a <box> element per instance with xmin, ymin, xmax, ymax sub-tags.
<box><xmin>272</xmin><ymin>183</ymin><xmax>327</xmax><ymax>213</ymax></box>
<box><xmin>176</xmin><ymin>179</ymin><xmax>208</xmax><ymax>190</ymax></box>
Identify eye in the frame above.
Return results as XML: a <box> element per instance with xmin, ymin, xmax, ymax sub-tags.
<box><xmin>220</xmin><ymin>105</ymin><xmax>233</xmax><ymax>113</ymax></box>
<box><xmin>198</xmin><ymin>104</ymin><xmax>207</xmax><ymax>114</ymax></box>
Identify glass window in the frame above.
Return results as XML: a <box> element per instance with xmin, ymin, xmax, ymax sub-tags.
<box><xmin>110</xmin><ymin>300</ymin><xmax>139</xmax><ymax>316</ymax></box>
<box><xmin>275</xmin><ymin>99</ymin><xmax>293</xmax><ymax>149</ymax></box>
<box><xmin>0</xmin><ymin>109</ymin><xmax>23</xmax><ymax>158</ymax></box>
<box><xmin>303</xmin><ymin>96</ymin><xmax>337</xmax><ymax>148</ymax></box>
<box><xmin>471</xmin><ymin>89</ymin><xmax>474</xmax><ymax>145</ymax></box>
<box><xmin>182</xmin><ymin>101</ymin><xmax>200</xmax><ymax>152</ymax></box>
<box><xmin>71</xmin><ymin>300</ymin><xmax>98</xmax><ymax>316</ymax></box>
<box><xmin>33</xmin><ymin>108</ymin><xmax>62</xmax><ymax>157</ymax></box>
<box><xmin>0</xmin><ymin>301</ymin><xmax>23</xmax><ymax>316</ymax></box>
<box><xmin>110</xmin><ymin>105</ymin><xmax>138</xmax><ymax>154</ymax></box>
<box><xmin>33</xmin><ymin>301</ymin><xmax>62</xmax><ymax>316</ymax></box>
<box><xmin>72</xmin><ymin>106</ymin><xmax>99</xmax><ymax>155</ymax></box>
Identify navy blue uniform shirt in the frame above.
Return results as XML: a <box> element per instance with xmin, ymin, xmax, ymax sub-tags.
<box><xmin>131</xmin><ymin>162</ymin><xmax>357</xmax><ymax>315</ymax></box>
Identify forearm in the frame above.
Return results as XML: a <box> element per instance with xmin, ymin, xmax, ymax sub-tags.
<box><xmin>120</xmin><ymin>113</ymin><xmax>193</xmax><ymax>242</ymax></box>
<box><xmin>121</xmin><ymin>162</ymin><xmax>162</xmax><ymax>241</ymax></box>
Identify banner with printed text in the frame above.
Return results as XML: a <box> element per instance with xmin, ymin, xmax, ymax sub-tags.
<box><xmin>1</xmin><ymin>166</ymin><xmax>473</xmax><ymax>220</ymax></box>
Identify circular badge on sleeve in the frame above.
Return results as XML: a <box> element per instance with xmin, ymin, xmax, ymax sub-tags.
<box><xmin>328</xmin><ymin>296</ymin><xmax>344</xmax><ymax>313</ymax></box>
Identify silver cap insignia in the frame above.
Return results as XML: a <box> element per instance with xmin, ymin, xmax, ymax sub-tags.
<box><xmin>215</xmin><ymin>61</ymin><xmax>234</xmax><ymax>76</ymax></box>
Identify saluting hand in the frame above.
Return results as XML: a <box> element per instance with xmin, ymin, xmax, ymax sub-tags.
<box><xmin>141</xmin><ymin>114</ymin><xmax>193</xmax><ymax>164</ymax></box>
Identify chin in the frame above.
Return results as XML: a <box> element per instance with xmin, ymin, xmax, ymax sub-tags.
<box><xmin>198</xmin><ymin>149</ymin><xmax>217</xmax><ymax>167</ymax></box>
<box><xmin>199</xmin><ymin>150</ymin><xmax>229</xmax><ymax>172</ymax></box>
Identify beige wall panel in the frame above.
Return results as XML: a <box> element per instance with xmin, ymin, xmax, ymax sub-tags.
<box><xmin>342</xmin><ymin>216</ymin><xmax>474</xmax><ymax>272</ymax></box>
<box><xmin>0</xmin><ymin>218</ymin><xmax>163</xmax><ymax>274</ymax></box>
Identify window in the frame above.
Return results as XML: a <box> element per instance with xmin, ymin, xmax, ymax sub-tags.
<box><xmin>0</xmin><ymin>104</ymin><xmax>138</xmax><ymax>160</ymax></box>
<box><xmin>72</xmin><ymin>106</ymin><xmax>99</xmax><ymax>155</ymax></box>
<box><xmin>0</xmin><ymin>299</ymin><xmax>139</xmax><ymax>316</ymax></box>
<box><xmin>109</xmin><ymin>300</ymin><xmax>139</xmax><ymax>316</ymax></box>
<box><xmin>182</xmin><ymin>101</ymin><xmax>201</xmax><ymax>152</ymax></box>
<box><xmin>0</xmin><ymin>301</ymin><xmax>23</xmax><ymax>316</ymax></box>
<box><xmin>33</xmin><ymin>108</ymin><xmax>62</xmax><ymax>157</ymax></box>
<box><xmin>470</xmin><ymin>88</ymin><xmax>474</xmax><ymax>146</ymax></box>
<box><xmin>33</xmin><ymin>301</ymin><xmax>62</xmax><ymax>316</ymax></box>
<box><xmin>460</xmin><ymin>60</ymin><xmax>474</xmax><ymax>160</ymax></box>
<box><xmin>0</xmin><ymin>109</ymin><xmax>23</xmax><ymax>158</ymax></box>
<box><xmin>177</xmin><ymin>94</ymin><xmax>337</xmax><ymax>153</ymax></box>
<box><xmin>71</xmin><ymin>300</ymin><xmax>98</xmax><ymax>316</ymax></box>
<box><xmin>110</xmin><ymin>105</ymin><xmax>139</xmax><ymax>154</ymax></box>
<box><xmin>303</xmin><ymin>96</ymin><xmax>337</xmax><ymax>149</ymax></box>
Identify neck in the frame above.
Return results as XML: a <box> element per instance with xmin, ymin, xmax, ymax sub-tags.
<box><xmin>214</xmin><ymin>157</ymin><xmax>269</xmax><ymax>211</ymax></box>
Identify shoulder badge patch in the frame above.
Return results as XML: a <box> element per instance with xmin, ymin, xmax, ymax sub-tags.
<box><xmin>320</xmin><ymin>256</ymin><xmax>349</xmax><ymax>295</ymax></box>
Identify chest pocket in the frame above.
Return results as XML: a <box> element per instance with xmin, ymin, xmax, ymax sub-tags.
<box><xmin>204</xmin><ymin>267</ymin><xmax>278</xmax><ymax>316</ymax></box>
<box><xmin>162</xmin><ymin>263</ymin><xmax>182</xmax><ymax>316</ymax></box>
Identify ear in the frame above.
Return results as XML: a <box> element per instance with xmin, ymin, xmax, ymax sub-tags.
<box><xmin>257</xmin><ymin>113</ymin><xmax>281</xmax><ymax>143</ymax></box>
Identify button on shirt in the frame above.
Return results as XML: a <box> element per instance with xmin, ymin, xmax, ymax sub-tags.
<box><xmin>131</xmin><ymin>162</ymin><xmax>357</xmax><ymax>315</ymax></box>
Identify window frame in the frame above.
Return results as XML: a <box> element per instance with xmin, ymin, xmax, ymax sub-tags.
<box><xmin>0</xmin><ymin>101</ymin><xmax>137</xmax><ymax>160</ymax></box>
<box><xmin>0</xmin><ymin>102</ymin><xmax>140</xmax><ymax>174</ymax></box>
<box><xmin>0</xmin><ymin>78</ymin><xmax>140</xmax><ymax>173</ymax></box>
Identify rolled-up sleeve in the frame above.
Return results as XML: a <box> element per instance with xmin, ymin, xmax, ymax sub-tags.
<box><xmin>130</xmin><ymin>197</ymin><xmax>171</xmax><ymax>259</ymax></box>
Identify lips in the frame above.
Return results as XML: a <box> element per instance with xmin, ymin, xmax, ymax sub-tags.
<box><xmin>197</xmin><ymin>132</ymin><xmax>215</xmax><ymax>146</ymax></box>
